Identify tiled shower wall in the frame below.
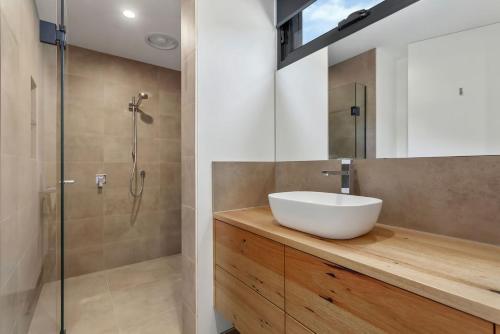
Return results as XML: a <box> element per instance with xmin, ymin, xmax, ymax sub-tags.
<box><xmin>0</xmin><ymin>0</ymin><xmax>58</xmax><ymax>333</ymax></box>
<box><xmin>213</xmin><ymin>158</ymin><xmax>500</xmax><ymax>246</ymax></box>
<box><xmin>63</xmin><ymin>46</ymin><xmax>181</xmax><ymax>277</ymax></box>
<box><xmin>180</xmin><ymin>0</ymin><xmax>197</xmax><ymax>332</ymax></box>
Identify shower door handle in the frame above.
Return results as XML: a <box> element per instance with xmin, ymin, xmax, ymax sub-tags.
<box><xmin>61</xmin><ymin>180</ymin><xmax>76</xmax><ymax>185</ymax></box>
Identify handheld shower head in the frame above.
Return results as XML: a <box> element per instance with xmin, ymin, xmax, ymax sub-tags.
<box><xmin>136</xmin><ymin>92</ymin><xmax>149</xmax><ymax>107</ymax></box>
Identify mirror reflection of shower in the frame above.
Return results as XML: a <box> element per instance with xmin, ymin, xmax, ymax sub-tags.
<box><xmin>128</xmin><ymin>92</ymin><xmax>149</xmax><ymax>197</ymax></box>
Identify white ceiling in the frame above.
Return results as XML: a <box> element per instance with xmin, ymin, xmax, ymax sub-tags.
<box><xmin>328</xmin><ymin>0</ymin><xmax>500</xmax><ymax>65</ymax></box>
<box><xmin>36</xmin><ymin>0</ymin><xmax>181</xmax><ymax>70</ymax></box>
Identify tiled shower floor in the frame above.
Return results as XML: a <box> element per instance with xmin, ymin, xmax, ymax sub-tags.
<box><xmin>29</xmin><ymin>255</ymin><xmax>182</xmax><ymax>334</ymax></box>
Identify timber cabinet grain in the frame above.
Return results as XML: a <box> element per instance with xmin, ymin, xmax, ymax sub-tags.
<box><xmin>215</xmin><ymin>266</ymin><xmax>285</xmax><ymax>334</ymax></box>
<box><xmin>214</xmin><ymin>220</ymin><xmax>285</xmax><ymax>308</ymax></box>
<box><xmin>214</xmin><ymin>218</ymin><xmax>496</xmax><ymax>334</ymax></box>
<box><xmin>285</xmin><ymin>247</ymin><xmax>492</xmax><ymax>334</ymax></box>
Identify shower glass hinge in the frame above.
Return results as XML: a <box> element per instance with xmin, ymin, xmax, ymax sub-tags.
<box><xmin>40</xmin><ymin>20</ymin><xmax>67</xmax><ymax>47</ymax></box>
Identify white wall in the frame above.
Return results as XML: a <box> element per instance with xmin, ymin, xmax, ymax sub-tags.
<box><xmin>408</xmin><ymin>23</ymin><xmax>500</xmax><ymax>157</ymax></box>
<box><xmin>196</xmin><ymin>0</ymin><xmax>276</xmax><ymax>332</ymax></box>
<box><xmin>376</xmin><ymin>47</ymin><xmax>408</xmax><ymax>158</ymax></box>
<box><xmin>275</xmin><ymin>48</ymin><xmax>328</xmax><ymax>161</ymax></box>
<box><xmin>376</xmin><ymin>48</ymin><xmax>398</xmax><ymax>158</ymax></box>
<box><xmin>395</xmin><ymin>58</ymin><xmax>408</xmax><ymax>157</ymax></box>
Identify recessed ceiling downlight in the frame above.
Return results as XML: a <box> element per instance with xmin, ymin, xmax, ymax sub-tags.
<box><xmin>122</xmin><ymin>10</ymin><xmax>136</xmax><ymax>18</ymax></box>
<box><xmin>146</xmin><ymin>33</ymin><xmax>179</xmax><ymax>50</ymax></box>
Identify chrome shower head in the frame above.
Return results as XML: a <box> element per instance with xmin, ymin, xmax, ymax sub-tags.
<box><xmin>136</xmin><ymin>92</ymin><xmax>149</xmax><ymax>107</ymax></box>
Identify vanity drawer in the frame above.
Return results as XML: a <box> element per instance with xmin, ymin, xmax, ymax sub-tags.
<box><xmin>214</xmin><ymin>220</ymin><xmax>285</xmax><ymax>308</ymax></box>
<box><xmin>286</xmin><ymin>315</ymin><xmax>314</xmax><ymax>334</ymax></box>
<box><xmin>285</xmin><ymin>247</ymin><xmax>493</xmax><ymax>334</ymax></box>
<box><xmin>215</xmin><ymin>266</ymin><xmax>285</xmax><ymax>334</ymax></box>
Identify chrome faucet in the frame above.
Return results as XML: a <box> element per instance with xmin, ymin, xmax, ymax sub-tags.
<box><xmin>322</xmin><ymin>159</ymin><xmax>353</xmax><ymax>194</ymax></box>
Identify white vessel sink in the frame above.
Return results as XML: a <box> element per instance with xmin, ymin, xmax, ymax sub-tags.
<box><xmin>268</xmin><ymin>191</ymin><xmax>383</xmax><ymax>239</ymax></box>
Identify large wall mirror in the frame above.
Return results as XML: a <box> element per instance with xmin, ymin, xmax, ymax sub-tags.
<box><xmin>275</xmin><ymin>0</ymin><xmax>500</xmax><ymax>161</ymax></box>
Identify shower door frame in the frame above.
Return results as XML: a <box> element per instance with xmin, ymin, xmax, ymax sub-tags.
<box><xmin>57</xmin><ymin>0</ymin><xmax>67</xmax><ymax>333</ymax></box>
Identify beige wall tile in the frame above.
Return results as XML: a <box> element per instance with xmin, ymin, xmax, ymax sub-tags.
<box><xmin>0</xmin><ymin>270</ymin><xmax>18</xmax><ymax>334</ymax></box>
<box><xmin>160</xmin><ymin>209</ymin><xmax>182</xmax><ymax>241</ymax></box>
<box><xmin>103</xmin><ymin>239</ymin><xmax>146</xmax><ymax>269</ymax></box>
<box><xmin>181</xmin><ymin>157</ymin><xmax>196</xmax><ymax>208</ymax></box>
<box><xmin>17</xmin><ymin>159</ymin><xmax>38</xmax><ymax>208</ymax></box>
<box><xmin>181</xmin><ymin>0</ymin><xmax>195</xmax><ymax>54</ymax></box>
<box><xmin>103</xmin><ymin>211</ymin><xmax>161</xmax><ymax>244</ymax></box>
<box><xmin>181</xmin><ymin>102</ymin><xmax>195</xmax><ymax>158</ymax></box>
<box><xmin>64</xmin><ymin>162</ymin><xmax>104</xmax><ymax>190</ymax></box>
<box><xmin>138</xmin><ymin>137</ymin><xmax>161</xmax><ymax>163</ymax></box>
<box><xmin>65</xmin><ymin>73</ymin><xmax>105</xmax><ymax>105</ymax></box>
<box><xmin>64</xmin><ymin>134</ymin><xmax>103</xmax><ymax>163</ymax></box>
<box><xmin>0</xmin><ymin>154</ymin><xmax>19</xmax><ymax>221</ymax></box>
<box><xmin>16</xmin><ymin>204</ymin><xmax>40</xmax><ymax>253</ymax></box>
<box><xmin>0</xmin><ymin>16</ymin><xmax>20</xmax><ymax>100</ymax></box>
<box><xmin>65</xmin><ymin>190</ymin><xmax>103</xmax><ymax>220</ymax></box>
<box><xmin>275</xmin><ymin>160</ymin><xmax>341</xmax><ymax>193</ymax></box>
<box><xmin>103</xmin><ymin>162</ymin><xmax>161</xmax><ymax>190</ymax></box>
<box><xmin>160</xmin><ymin>185</ymin><xmax>182</xmax><ymax>212</ymax></box>
<box><xmin>66</xmin><ymin>46</ymin><xmax>108</xmax><ymax>79</ymax></box>
<box><xmin>103</xmin><ymin>187</ymin><xmax>160</xmax><ymax>216</ymax></box>
<box><xmin>160</xmin><ymin>90</ymin><xmax>181</xmax><ymax>117</ymax></box>
<box><xmin>103</xmin><ymin>135</ymin><xmax>132</xmax><ymax>163</ymax></box>
<box><xmin>0</xmin><ymin>0</ymin><xmax>22</xmax><ymax>34</ymax></box>
<box><xmin>160</xmin><ymin>139</ymin><xmax>181</xmax><ymax>163</ymax></box>
<box><xmin>104</xmin><ymin>214</ymin><xmax>142</xmax><ymax>243</ymax></box>
<box><xmin>102</xmin><ymin>106</ymin><xmax>133</xmax><ymax>138</ymax></box>
<box><xmin>160</xmin><ymin>115</ymin><xmax>181</xmax><ymax>140</ymax></box>
<box><xmin>0</xmin><ymin>215</ymin><xmax>20</xmax><ymax>286</ymax></box>
<box><xmin>158</xmin><ymin>68</ymin><xmax>181</xmax><ymax>93</ymax></box>
<box><xmin>106</xmin><ymin>56</ymin><xmax>159</xmax><ymax>91</ymax></box>
<box><xmin>182</xmin><ymin>256</ymin><xmax>196</xmax><ymax>313</ymax></box>
<box><xmin>353</xmin><ymin>156</ymin><xmax>500</xmax><ymax>245</ymax></box>
<box><xmin>212</xmin><ymin>162</ymin><xmax>276</xmax><ymax>212</ymax></box>
<box><xmin>102</xmin><ymin>163</ymin><xmax>131</xmax><ymax>189</ymax></box>
<box><xmin>103</xmin><ymin>81</ymin><xmax>141</xmax><ymax>112</ymax></box>
<box><xmin>143</xmin><ymin>235</ymin><xmax>181</xmax><ymax>259</ymax></box>
<box><xmin>1</xmin><ymin>94</ymin><xmax>21</xmax><ymax>155</ymax></box>
<box><xmin>65</xmin><ymin>217</ymin><xmax>104</xmax><ymax>250</ymax></box>
<box><xmin>181</xmin><ymin>51</ymin><xmax>196</xmax><ymax>108</ymax></box>
<box><xmin>181</xmin><ymin>206</ymin><xmax>196</xmax><ymax>262</ymax></box>
<box><xmin>65</xmin><ymin>100</ymin><xmax>106</xmax><ymax>136</ymax></box>
<box><xmin>181</xmin><ymin>0</ymin><xmax>197</xmax><ymax>327</ymax></box>
<box><xmin>65</xmin><ymin>246</ymin><xmax>105</xmax><ymax>277</ymax></box>
<box><xmin>182</xmin><ymin>303</ymin><xmax>196</xmax><ymax>334</ymax></box>
<box><xmin>160</xmin><ymin>162</ymin><xmax>181</xmax><ymax>188</ymax></box>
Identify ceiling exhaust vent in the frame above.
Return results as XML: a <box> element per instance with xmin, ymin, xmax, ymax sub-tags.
<box><xmin>145</xmin><ymin>33</ymin><xmax>179</xmax><ymax>50</ymax></box>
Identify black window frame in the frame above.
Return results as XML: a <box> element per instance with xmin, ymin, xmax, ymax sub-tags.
<box><xmin>277</xmin><ymin>0</ymin><xmax>421</xmax><ymax>69</ymax></box>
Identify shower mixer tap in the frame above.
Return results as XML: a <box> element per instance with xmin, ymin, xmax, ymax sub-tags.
<box><xmin>96</xmin><ymin>174</ymin><xmax>107</xmax><ymax>189</ymax></box>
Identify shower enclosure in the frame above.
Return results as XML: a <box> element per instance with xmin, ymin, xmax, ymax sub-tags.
<box><xmin>2</xmin><ymin>1</ymin><xmax>183</xmax><ymax>333</ymax></box>
<box><xmin>329</xmin><ymin>82</ymin><xmax>367</xmax><ymax>159</ymax></box>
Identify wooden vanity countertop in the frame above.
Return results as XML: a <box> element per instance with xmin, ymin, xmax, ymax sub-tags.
<box><xmin>214</xmin><ymin>206</ymin><xmax>500</xmax><ymax>324</ymax></box>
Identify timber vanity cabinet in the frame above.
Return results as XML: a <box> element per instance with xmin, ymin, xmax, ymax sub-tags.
<box><xmin>213</xmin><ymin>208</ymin><xmax>500</xmax><ymax>334</ymax></box>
